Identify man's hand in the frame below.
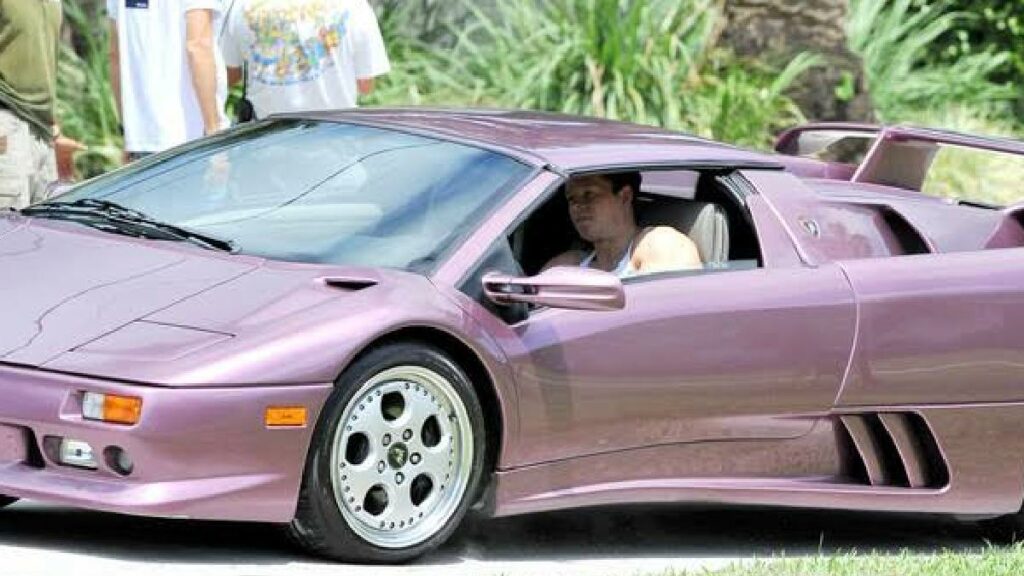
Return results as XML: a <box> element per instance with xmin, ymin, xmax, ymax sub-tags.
<box><xmin>54</xmin><ymin>135</ymin><xmax>86</xmax><ymax>181</ymax></box>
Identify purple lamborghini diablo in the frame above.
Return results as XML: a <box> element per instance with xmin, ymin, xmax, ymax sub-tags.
<box><xmin>2</xmin><ymin>109</ymin><xmax>1024</xmax><ymax>562</ymax></box>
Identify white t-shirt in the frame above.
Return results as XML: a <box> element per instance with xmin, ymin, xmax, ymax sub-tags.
<box><xmin>107</xmin><ymin>0</ymin><xmax>229</xmax><ymax>153</ymax></box>
<box><xmin>220</xmin><ymin>0</ymin><xmax>390</xmax><ymax>118</ymax></box>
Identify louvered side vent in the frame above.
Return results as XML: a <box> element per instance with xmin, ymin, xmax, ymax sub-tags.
<box><xmin>836</xmin><ymin>413</ymin><xmax>948</xmax><ymax>489</ymax></box>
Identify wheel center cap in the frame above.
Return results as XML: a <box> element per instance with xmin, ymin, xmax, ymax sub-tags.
<box><xmin>387</xmin><ymin>443</ymin><xmax>408</xmax><ymax>469</ymax></box>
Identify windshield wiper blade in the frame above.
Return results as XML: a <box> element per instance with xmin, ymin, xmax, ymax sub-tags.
<box><xmin>21</xmin><ymin>199</ymin><xmax>237</xmax><ymax>253</ymax></box>
<box><xmin>137</xmin><ymin>219</ymin><xmax>237</xmax><ymax>253</ymax></box>
<box><xmin>23</xmin><ymin>198</ymin><xmax>150</xmax><ymax>219</ymax></box>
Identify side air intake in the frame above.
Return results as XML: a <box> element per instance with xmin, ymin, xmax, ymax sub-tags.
<box><xmin>836</xmin><ymin>413</ymin><xmax>948</xmax><ymax>489</ymax></box>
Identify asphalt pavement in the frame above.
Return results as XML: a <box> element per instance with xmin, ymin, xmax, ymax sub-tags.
<box><xmin>0</xmin><ymin>500</ymin><xmax>995</xmax><ymax>576</ymax></box>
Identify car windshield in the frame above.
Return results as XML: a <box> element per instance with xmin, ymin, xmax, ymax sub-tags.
<box><xmin>56</xmin><ymin>120</ymin><xmax>532</xmax><ymax>271</ymax></box>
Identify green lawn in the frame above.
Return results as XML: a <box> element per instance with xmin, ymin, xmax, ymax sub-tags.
<box><xmin>658</xmin><ymin>544</ymin><xmax>1024</xmax><ymax>576</ymax></box>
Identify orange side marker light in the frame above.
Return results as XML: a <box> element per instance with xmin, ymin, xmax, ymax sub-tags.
<box><xmin>266</xmin><ymin>406</ymin><xmax>308</xmax><ymax>428</ymax></box>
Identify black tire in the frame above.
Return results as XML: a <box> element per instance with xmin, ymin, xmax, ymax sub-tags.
<box><xmin>0</xmin><ymin>495</ymin><xmax>17</xmax><ymax>509</ymax></box>
<box><xmin>288</xmin><ymin>342</ymin><xmax>487</xmax><ymax>563</ymax></box>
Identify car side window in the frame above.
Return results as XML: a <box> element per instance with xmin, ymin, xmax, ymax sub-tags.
<box><xmin>511</xmin><ymin>170</ymin><xmax>764</xmax><ymax>281</ymax></box>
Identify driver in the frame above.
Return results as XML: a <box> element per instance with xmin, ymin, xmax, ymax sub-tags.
<box><xmin>544</xmin><ymin>172</ymin><xmax>702</xmax><ymax>277</ymax></box>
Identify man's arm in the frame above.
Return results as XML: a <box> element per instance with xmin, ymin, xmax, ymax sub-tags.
<box><xmin>352</xmin><ymin>0</ymin><xmax>390</xmax><ymax>101</ymax></box>
<box><xmin>51</xmin><ymin>126</ymin><xmax>86</xmax><ymax>181</ymax></box>
<box><xmin>185</xmin><ymin>9</ymin><xmax>221</xmax><ymax>136</ymax></box>
<box><xmin>635</xmin><ymin>227</ymin><xmax>703</xmax><ymax>274</ymax></box>
<box><xmin>109</xmin><ymin>19</ymin><xmax>122</xmax><ymax>123</ymax></box>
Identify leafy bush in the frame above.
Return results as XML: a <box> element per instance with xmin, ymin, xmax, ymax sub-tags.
<box><xmin>846</xmin><ymin>0</ymin><xmax>1024</xmax><ymax>205</ymax></box>
<box><xmin>56</xmin><ymin>0</ymin><xmax>122</xmax><ymax>179</ymax></box>
<box><xmin>919</xmin><ymin>1</ymin><xmax>1024</xmax><ymax>117</ymax></box>
<box><xmin>369</xmin><ymin>0</ymin><xmax>816</xmax><ymax>149</ymax></box>
<box><xmin>847</xmin><ymin>0</ymin><xmax>1017</xmax><ymax>123</ymax></box>
<box><xmin>56</xmin><ymin>0</ymin><xmax>1019</xmax><ymax>181</ymax></box>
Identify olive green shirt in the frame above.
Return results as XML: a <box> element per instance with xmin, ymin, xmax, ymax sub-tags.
<box><xmin>0</xmin><ymin>0</ymin><xmax>61</xmax><ymax>142</ymax></box>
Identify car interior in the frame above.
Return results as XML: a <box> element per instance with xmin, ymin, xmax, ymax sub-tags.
<box><xmin>460</xmin><ymin>168</ymin><xmax>764</xmax><ymax>322</ymax></box>
<box><xmin>511</xmin><ymin>169</ymin><xmax>762</xmax><ymax>276</ymax></box>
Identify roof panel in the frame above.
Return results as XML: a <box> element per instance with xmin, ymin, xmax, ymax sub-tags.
<box><xmin>290</xmin><ymin>107</ymin><xmax>782</xmax><ymax>171</ymax></box>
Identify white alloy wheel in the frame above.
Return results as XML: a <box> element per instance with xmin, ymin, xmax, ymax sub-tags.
<box><xmin>330</xmin><ymin>365</ymin><xmax>474</xmax><ymax>548</ymax></box>
<box><xmin>289</xmin><ymin>342</ymin><xmax>486</xmax><ymax>563</ymax></box>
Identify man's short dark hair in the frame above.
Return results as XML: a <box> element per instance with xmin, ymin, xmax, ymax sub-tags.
<box><xmin>606</xmin><ymin>171</ymin><xmax>642</xmax><ymax>197</ymax></box>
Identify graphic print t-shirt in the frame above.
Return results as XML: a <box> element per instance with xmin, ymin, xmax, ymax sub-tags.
<box><xmin>221</xmin><ymin>0</ymin><xmax>390</xmax><ymax>117</ymax></box>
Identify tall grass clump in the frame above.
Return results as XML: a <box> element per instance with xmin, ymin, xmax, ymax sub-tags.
<box><xmin>847</xmin><ymin>0</ymin><xmax>1024</xmax><ymax>205</ymax></box>
<box><xmin>847</xmin><ymin>0</ymin><xmax>1017</xmax><ymax>123</ymax></box>
<box><xmin>56</xmin><ymin>0</ymin><xmax>122</xmax><ymax>178</ymax></box>
<box><xmin>681</xmin><ymin>52</ymin><xmax>820</xmax><ymax>148</ymax></box>
<box><xmin>367</xmin><ymin>0</ymin><xmax>462</xmax><ymax>105</ymax></box>
<box><xmin>370</xmin><ymin>0</ymin><xmax>817</xmax><ymax>149</ymax></box>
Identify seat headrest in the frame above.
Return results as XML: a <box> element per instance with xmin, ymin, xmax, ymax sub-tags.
<box><xmin>635</xmin><ymin>198</ymin><xmax>730</xmax><ymax>263</ymax></box>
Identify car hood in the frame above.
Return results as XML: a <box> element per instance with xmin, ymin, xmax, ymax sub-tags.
<box><xmin>0</xmin><ymin>216</ymin><xmax>259</xmax><ymax>366</ymax></box>
<box><xmin>41</xmin><ymin>256</ymin><xmax>445</xmax><ymax>386</ymax></box>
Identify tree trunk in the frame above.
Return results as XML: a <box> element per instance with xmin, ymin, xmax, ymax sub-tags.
<box><xmin>720</xmin><ymin>0</ymin><xmax>873</xmax><ymax>122</ymax></box>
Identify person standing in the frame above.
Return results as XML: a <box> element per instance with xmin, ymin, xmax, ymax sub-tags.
<box><xmin>220</xmin><ymin>0</ymin><xmax>390</xmax><ymax>118</ymax></box>
<box><xmin>108</xmin><ymin>0</ymin><xmax>229</xmax><ymax>160</ymax></box>
<box><xmin>0</xmin><ymin>0</ymin><xmax>83</xmax><ymax>209</ymax></box>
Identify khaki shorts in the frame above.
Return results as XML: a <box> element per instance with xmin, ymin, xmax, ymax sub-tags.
<box><xmin>0</xmin><ymin>109</ymin><xmax>57</xmax><ymax>210</ymax></box>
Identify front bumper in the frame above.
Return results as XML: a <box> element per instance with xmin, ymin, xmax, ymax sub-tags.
<box><xmin>0</xmin><ymin>364</ymin><xmax>332</xmax><ymax>522</ymax></box>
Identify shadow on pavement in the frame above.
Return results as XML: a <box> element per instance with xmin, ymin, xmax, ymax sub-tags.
<box><xmin>454</xmin><ymin>505</ymin><xmax>994</xmax><ymax>561</ymax></box>
<box><xmin>0</xmin><ymin>501</ymin><xmax>996</xmax><ymax>566</ymax></box>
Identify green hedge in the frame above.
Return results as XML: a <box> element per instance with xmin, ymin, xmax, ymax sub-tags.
<box><xmin>917</xmin><ymin>1</ymin><xmax>1024</xmax><ymax>117</ymax></box>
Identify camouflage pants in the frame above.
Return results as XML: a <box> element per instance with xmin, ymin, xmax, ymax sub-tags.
<box><xmin>0</xmin><ymin>109</ymin><xmax>57</xmax><ymax>210</ymax></box>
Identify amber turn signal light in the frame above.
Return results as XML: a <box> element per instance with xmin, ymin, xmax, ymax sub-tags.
<box><xmin>265</xmin><ymin>406</ymin><xmax>307</xmax><ymax>427</ymax></box>
<box><xmin>82</xmin><ymin>392</ymin><xmax>143</xmax><ymax>425</ymax></box>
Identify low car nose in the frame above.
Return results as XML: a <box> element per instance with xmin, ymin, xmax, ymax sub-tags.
<box><xmin>0</xmin><ymin>221</ymin><xmax>255</xmax><ymax>366</ymax></box>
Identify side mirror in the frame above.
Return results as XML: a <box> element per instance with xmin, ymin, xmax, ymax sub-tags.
<box><xmin>482</xmin><ymin>266</ymin><xmax>625</xmax><ymax>312</ymax></box>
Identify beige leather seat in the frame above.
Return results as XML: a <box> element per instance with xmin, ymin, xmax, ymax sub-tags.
<box><xmin>636</xmin><ymin>198</ymin><xmax>730</xmax><ymax>264</ymax></box>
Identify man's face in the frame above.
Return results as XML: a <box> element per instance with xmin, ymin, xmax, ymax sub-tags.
<box><xmin>565</xmin><ymin>175</ymin><xmax>629</xmax><ymax>242</ymax></box>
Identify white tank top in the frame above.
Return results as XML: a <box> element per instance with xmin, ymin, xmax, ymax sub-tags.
<box><xmin>580</xmin><ymin>238</ymin><xmax>636</xmax><ymax>278</ymax></box>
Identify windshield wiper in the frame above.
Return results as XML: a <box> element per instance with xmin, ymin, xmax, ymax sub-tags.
<box><xmin>21</xmin><ymin>198</ymin><xmax>236</xmax><ymax>253</ymax></box>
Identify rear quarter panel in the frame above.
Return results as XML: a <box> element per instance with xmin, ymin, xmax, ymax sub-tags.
<box><xmin>836</xmin><ymin>248</ymin><xmax>1024</xmax><ymax>407</ymax></box>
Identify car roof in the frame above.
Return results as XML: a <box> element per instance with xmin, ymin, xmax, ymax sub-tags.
<box><xmin>287</xmin><ymin>107</ymin><xmax>785</xmax><ymax>173</ymax></box>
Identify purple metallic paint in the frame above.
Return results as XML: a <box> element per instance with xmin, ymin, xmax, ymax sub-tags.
<box><xmin>0</xmin><ymin>363</ymin><xmax>331</xmax><ymax>521</ymax></box>
<box><xmin>489</xmin><ymin>264</ymin><xmax>855</xmax><ymax>467</ymax></box>
<box><xmin>482</xmin><ymin>267</ymin><xmax>626</xmax><ymax>311</ymax></box>
<box><xmin>301</xmin><ymin>108</ymin><xmax>781</xmax><ymax>173</ymax></box>
<box><xmin>806</xmin><ymin>179</ymin><xmax>1004</xmax><ymax>253</ymax></box>
<box><xmin>3</xmin><ymin>109</ymin><xmax>1024</xmax><ymax>533</ymax></box>
<box><xmin>0</xmin><ymin>216</ymin><xmax>257</xmax><ymax>366</ymax></box>
<box><xmin>987</xmin><ymin>207</ymin><xmax>1024</xmax><ymax>249</ymax></box>
<box><xmin>494</xmin><ymin>405</ymin><xmax>1024</xmax><ymax>517</ymax></box>
<box><xmin>836</xmin><ymin>248</ymin><xmax>1024</xmax><ymax>407</ymax></box>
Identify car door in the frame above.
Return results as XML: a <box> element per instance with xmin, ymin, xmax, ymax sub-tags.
<box><xmin>493</xmin><ymin>178</ymin><xmax>857</xmax><ymax>467</ymax></box>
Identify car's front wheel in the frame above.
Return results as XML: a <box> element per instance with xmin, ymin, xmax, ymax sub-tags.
<box><xmin>289</xmin><ymin>342</ymin><xmax>486</xmax><ymax>563</ymax></box>
<box><xmin>0</xmin><ymin>495</ymin><xmax>17</xmax><ymax>509</ymax></box>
